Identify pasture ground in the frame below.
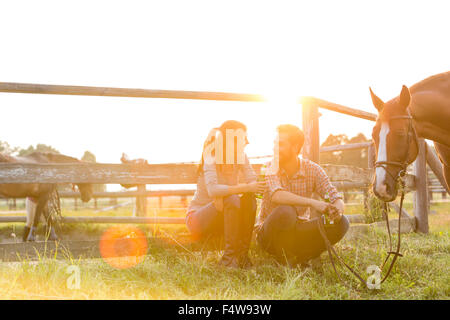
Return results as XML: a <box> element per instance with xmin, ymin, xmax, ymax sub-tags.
<box><xmin>0</xmin><ymin>196</ymin><xmax>448</xmax><ymax>300</ymax></box>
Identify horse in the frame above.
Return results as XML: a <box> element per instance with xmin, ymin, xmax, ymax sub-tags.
<box><xmin>119</xmin><ymin>153</ymin><xmax>148</xmax><ymax>189</ymax></box>
<box><xmin>370</xmin><ymin>71</ymin><xmax>450</xmax><ymax>202</ymax></box>
<box><xmin>0</xmin><ymin>152</ymin><xmax>94</xmax><ymax>241</ymax></box>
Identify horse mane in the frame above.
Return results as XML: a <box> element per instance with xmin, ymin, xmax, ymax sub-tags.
<box><xmin>380</xmin><ymin>71</ymin><xmax>450</xmax><ymax>119</ymax></box>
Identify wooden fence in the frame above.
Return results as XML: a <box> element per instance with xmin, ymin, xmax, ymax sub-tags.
<box><xmin>0</xmin><ymin>82</ymin><xmax>447</xmax><ymax>234</ymax></box>
<box><xmin>0</xmin><ymin>162</ymin><xmax>405</xmax><ymax>220</ymax></box>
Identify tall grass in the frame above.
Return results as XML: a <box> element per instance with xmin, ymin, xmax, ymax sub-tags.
<box><xmin>0</xmin><ymin>202</ymin><xmax>448</xmax><ymax>300</ymax></box>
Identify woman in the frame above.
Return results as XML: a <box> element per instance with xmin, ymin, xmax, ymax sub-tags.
<box><xmin>186</xmin><ymin>120</ymin><xmax>266</xmax><ymax>268</ymax></box>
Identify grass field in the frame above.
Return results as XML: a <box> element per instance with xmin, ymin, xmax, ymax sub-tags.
<box><xmin>0</xmin><ymin>198</ymin><xmax>448</xmax><ymax>300</ymax></box>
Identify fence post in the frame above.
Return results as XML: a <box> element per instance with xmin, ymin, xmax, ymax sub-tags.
<box><xmin>136</xmin><ymin>184</ymin><xmax>147</xmax><ymax>217</ymax></box>
<box><xmin>301</xmin><ymin>100</ymin><xmax>320</xmax><ymax>218</ymax></box>
<box><xmin>301</xmin><ymin>101</ymin><xmax>320</xmax><ymax>163</ymax></box>
<box><xmin>181</xmin><ymin>195</ymin><xmax>187</xmax><ymax>208</ymax></box>
<box><xmin>413</xmin><ymin>138</ymin><xmax>429</xmax><ymax>233</ymax></box>
<box><xmin>367</xmin><ymin>142</ymin><xmax>376</xmax><ymax>169</ymax></box>
<box><xmin>364</xmin><ymin>142</ymin><xmax>376</xmax><ymax>210</ymax></box>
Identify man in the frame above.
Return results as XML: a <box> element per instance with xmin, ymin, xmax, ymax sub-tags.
<box><xmin>256</xmin><ymin>124</ymin><xmax>349</xmax><ymax>266</ymax></box>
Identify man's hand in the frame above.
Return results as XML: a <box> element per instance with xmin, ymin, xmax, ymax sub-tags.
<box><xmin>329</xmin><ymin>199</ymin><xmax>345</xmax><ymax>222</ymax></box>
<box><xmin>310</xmin><ymin>198</ymin><xmax>344</xmax><ymax>223</ymax></box>
<box><xmin>309</xmin><ymin>199</ymin><xmax>330</xmax><ymax>213</ymax></box>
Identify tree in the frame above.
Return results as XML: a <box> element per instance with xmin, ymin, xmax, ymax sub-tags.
<box><xmin>81</xmin><ymin>150</ymin><xmax>96</xmax><ymax>163</ymax></box>
<box><xmin>341</xmin><ymin>133</ymin><xmax>371</xmax><ymax>168</ymax></box>
<box><xmin>0</xmin><ymin>140</ymin><xmax>19</xmax><ymax>155</ymax></box>
<box><xmin>18</xmin><ymin>143</ymin><xmax>60</xmax><ymax>156</ymax></box>
<box><xmin>320</xmin><ymin>133</ymin><xmax>371</xmax><ymax>168</ymax></box>
<box><xmin>320</xmin><ymin>134</ymin><xmax>349</xmax><ymax>166</ymax></box>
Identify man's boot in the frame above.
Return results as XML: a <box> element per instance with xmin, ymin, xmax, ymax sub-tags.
<box><xmin>218</xmin><ymin>197</ymin><xmax>241</xmax><ymax>268</ymax></box>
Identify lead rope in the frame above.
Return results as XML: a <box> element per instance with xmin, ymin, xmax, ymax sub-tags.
<box><xmin>380</xmin><ymin>178</ymin><xmax>405</xmax><ymax>283</ymax></box>
<box><xmin>317</xmin><ymin>216</ymin><xmax>367</xmax><ymax>287</ymax></box>
<box><xmin>318</xmin><ymin>182</ymin><xmax>405</xmax><ymax>288</ymax></box>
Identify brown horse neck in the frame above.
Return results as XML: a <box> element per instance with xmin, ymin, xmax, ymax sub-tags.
<box><xmin>409</xmin><ymin>86</ymin><xmax>450</xmax><ymax>148</ymax></box>
<box><xmin>412</xmin><ymin>117</ymin><xmax>450</xmax><ymax>148</ymax></box>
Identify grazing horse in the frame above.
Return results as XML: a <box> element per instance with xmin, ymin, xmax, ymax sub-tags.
<box><xmin>370</xmin><ymin>71</ymin><xmax>450</xmax><ymax>202</ymax></box>
<box><xmin>0</xmin><ymin>152</ymin><xmax>93</xmax><ymax>241</ymax></box>
<box><xmin>120</xmin><ymin>153</ymin><xmax>148</xmax><ymax>189</ymax></box>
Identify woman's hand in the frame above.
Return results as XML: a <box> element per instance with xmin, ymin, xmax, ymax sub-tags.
<box><xmin>246</xmin><ymin>181</ymin><xmax>267</xmax><ymax>194</ymax></box>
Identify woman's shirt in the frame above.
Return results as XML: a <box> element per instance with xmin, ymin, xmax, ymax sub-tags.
<box><xmin>187</xmin><ymin>154</ymin><xmax>257</xmax><ymax>214</ymax></box>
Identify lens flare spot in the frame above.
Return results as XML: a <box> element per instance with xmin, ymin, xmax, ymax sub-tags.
<box><xmin>99</xmin><ymin>226</ymin><xmax>148</xmax><ymax>269</ymax></box>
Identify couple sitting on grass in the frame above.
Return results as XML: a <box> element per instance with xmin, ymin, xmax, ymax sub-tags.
<box><xmin>185</xmin><ymin>120</ymin><xmax>349</xmax><ymax>268</ymax></box>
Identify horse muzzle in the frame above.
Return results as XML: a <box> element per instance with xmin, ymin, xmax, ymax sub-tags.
<box><xmin>373</xmin><ymin>180</ymin><xmax>398</xmax><ymax>202</ymax></box>
<box><xmin>80</xmin><ymin>194</ymin><xmax>93</xmax><ymax>202</ymax></box>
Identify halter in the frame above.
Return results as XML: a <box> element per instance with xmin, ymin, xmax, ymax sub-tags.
<box><xmin>317</xmin><ymin>108</ymin><xmax>419</xmax><ymax>289</ymax></box>
<box><xmin>374</xmin><ymin>108</ymin><xmax>419</xmax><ymax>182</ymax></box>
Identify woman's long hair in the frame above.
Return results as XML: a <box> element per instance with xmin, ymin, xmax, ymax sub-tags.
<box><xmin>197</xmin><ymin>120</ymin><xmax>248</xmax><ymax>176</ymax></box>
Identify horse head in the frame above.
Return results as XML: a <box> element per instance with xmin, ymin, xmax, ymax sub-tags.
<box><xmin>75</xmin><ymin>183</ymin><xmax>94</xmax><ymax>202</ymax></box>
<box><xmin>120</xmin><ymin>153</ymin><xmax>148</xmax><ymax>189</ymax></box>
<box><xmin>43</xmin><ymin>153</ymin><xmax>94</xmax><ymax>202</ymax></box>
<box><xmin>370</xmin><ymin>85</ymin><xmax>419</xmax><ymax>202</ymax></box>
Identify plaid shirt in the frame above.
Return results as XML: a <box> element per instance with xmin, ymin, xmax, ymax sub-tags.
<box><xmin>258</xmin><ymin>157</ymin><xmax>342</xmax><ymax>224</ymax></box>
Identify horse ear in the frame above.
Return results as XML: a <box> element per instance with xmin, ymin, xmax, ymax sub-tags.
<box><xmin>369</xmin><ymin>87</ymin><xmax>384</xmax><ymax>112</ymax></box>
<box><xmin>399</xmin><ymin>85</ymin><xmax>411</xmax><ymax>110</ymax></box>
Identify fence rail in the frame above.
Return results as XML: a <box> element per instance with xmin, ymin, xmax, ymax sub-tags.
<box><xmin>0</xmin><ymin>82</ymin><xmax>266</xmax><ymax>102</ymax></box>
<box><xmin>0</xmin><ymin>162</ymin><xmax>415</xmax><ymax>189</ymax></box>
<box><xmin>59</xmin><ymin>189</ymin><xmax>196</xmax><ymax>198</ymax></box>
<box><xmin>320</xmin><ymin>142</ymin><xmax>373</xmax><ymax>153</ymax></box>
<box><xmin>300</xmin><ymin>97</ymin><xmax>377</xmax><ymax>121</ymax></box>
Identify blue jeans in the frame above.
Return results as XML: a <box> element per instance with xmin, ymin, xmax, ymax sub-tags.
<box><xmin>256</xmin><ymin>205</ymin><xmax>349</xmax><ymax>263</ymax></box>
<box><xmin>186</xmin><ymin>193</ymin><xmax>257</xmax><ymax>241</ymax></box>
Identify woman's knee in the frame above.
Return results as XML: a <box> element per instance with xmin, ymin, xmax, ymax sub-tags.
<box><xmin>241</xmin><ymin>192</ymin><xmax>257</xmax><ymax>213</ymax></box>
<box><xmin>223</xmin><ymin>194</ymin><xmax>241</xmax><ymax>211</ymax></box>
<box><xmin>186</xmin><ymin>216</ymin><xmax>215</xmax><ymax>241</ymax></box>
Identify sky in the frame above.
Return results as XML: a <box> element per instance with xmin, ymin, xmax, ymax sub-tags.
<box><xmin>1</xmin><ymin>0</ymin><xmax>449</xmax><ymax>166</ymax></box>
